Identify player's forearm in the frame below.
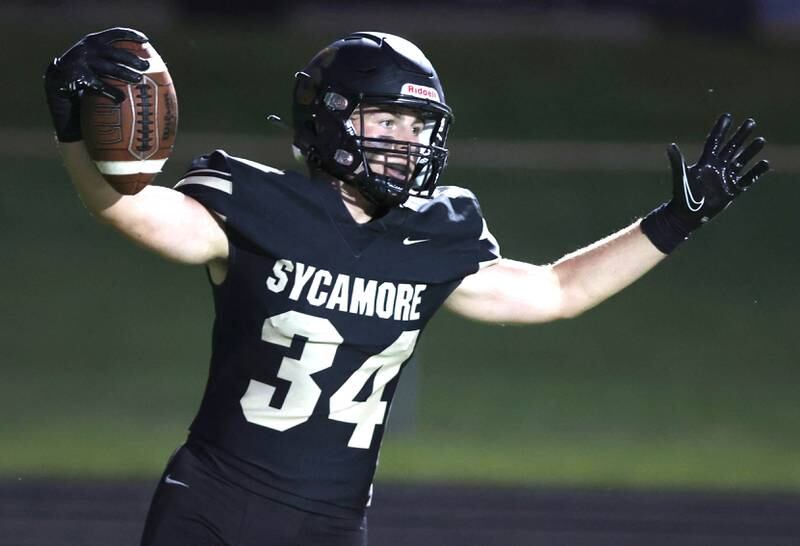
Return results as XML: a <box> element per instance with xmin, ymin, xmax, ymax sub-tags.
<box><xmin>57</xmin><ymin>139</ymin><xmax>228</xmax><ymax>265</ymax></box>
<box><xmin>57</xmin><ymin>140</ymin><xmax>124</xmax><ymax>220</ymax></box>
<box><xmin>552</xmin><ymin>220</ymin><xmax>665</xmax><ymax>317</ymax></box>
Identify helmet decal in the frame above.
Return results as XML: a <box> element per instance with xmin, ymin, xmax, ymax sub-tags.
<box><xmin>400</xmin><ymin>83</ymin><xmax>440</xmax><ymax>102</ymax></box>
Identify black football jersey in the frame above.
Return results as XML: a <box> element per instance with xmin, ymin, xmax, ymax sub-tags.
<box><xmin>173</xmin><ymin>150</ymin><xmax>500</xmax><ymax>517</ymax></box>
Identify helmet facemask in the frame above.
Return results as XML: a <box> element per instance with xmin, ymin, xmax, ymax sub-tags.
<box><xmin>343</xmin><ymin>100</ymin><xmax>451</xmax><ymax>207</ymax></box>
<box><xmin>291</xmin><ymin>32</ymin><xmax>454</xmax><ymax>208</ymax></box>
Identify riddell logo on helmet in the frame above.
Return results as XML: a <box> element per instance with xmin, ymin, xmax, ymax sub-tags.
<box><xmin>401</xmin><ymin>83</ymin><xmax>440</xmax><ymax>101</ymax></box>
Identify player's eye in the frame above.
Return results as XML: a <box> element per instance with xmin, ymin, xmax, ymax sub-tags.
<box><xmin>378</xmin><ymin>118</ymin><xmax>395</xmax><ymax>129</ymax></box>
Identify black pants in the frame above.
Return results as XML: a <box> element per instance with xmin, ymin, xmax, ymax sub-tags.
<box><xmin>140</xmin><ymin>444</ymin><xmax>367</xmax><ymax>546</ymax></box>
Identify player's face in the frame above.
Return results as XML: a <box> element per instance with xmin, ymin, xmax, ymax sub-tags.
<box><xmin>350</xmin><ymin>106</ymin><xmax>427</xmax><ymax>182</ymax></box>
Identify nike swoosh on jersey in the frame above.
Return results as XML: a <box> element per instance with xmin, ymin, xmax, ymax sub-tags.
<box><xmin>682</xmin><ymin>162</ymin><xmax>705</xmax><ymax>212</ymax></box>
<box><xmin>403</xmin><ymin>237</ymin><xmax>431</xmax><ymax>245</ymax></box>
<box><xmin>164</xmin><ymin>474</ymin><xmax>190</xmax><ymax>488</ymax></box>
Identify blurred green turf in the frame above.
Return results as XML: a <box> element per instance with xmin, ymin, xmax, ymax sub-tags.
<box><xmin>4</xmin><ymin>156</ymin><xmax>798</xmax><ymax>491</ymax></box>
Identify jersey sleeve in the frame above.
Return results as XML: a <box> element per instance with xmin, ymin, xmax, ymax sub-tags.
<box><xmin>174</xmin><ymin>150</ymin><xmax>303</xmax><ymax>260</ymax></box>
<box><xmin>451</xmin><ymin>188</ymin><xmax>501</xmax><ymax>270</ymax></box>
<box><xmin>404</xmin><ymin>185</ymin><xmax>501</xmax><ymax>278</ymax></box>
<box><xmin>476</xmin><ymin>215</ymin><xmax>501</xmax><ymax>269</ymax></box>
<box><xmin>173</xmin><ymin>150</ymin><xmax>235</xmax><ymax>221</ymax></box>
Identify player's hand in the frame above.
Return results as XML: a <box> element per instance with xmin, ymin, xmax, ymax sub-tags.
<box><xmin>665</xmin><ymin>113</ymin><xmax>769</xmax><ymax>230</ymax></box>
<box><xmin>44</xmin><ymin>27</ymin><xmax>150</xmax><ymax>142</ymax></box>
<box><xmin>641</xmin><ymin>113</ymin><xmax>770</xmax><ymax>254</ymax></box>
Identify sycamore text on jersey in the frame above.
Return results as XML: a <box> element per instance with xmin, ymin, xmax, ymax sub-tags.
<box><xmin>266</xmin><ymin>259</ymin><xmax>427</xmax><ymax>321</ymax></box>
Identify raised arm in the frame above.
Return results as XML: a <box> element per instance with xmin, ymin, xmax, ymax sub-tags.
<box><xmin>446</xmin><ymin>114</ymin><xmax>770</xmax><ymax>324</ymax></box>
<box><xmin>58</xmin><ymin>141</ymin><xmax>228</xmax><ymax>265</ymax></box>
<box><xmin>46</xmin><ymin>28</ymin><xmax>228</xmax><ymax>267</ymax></box>
<box><xmin>445</xmin><ymin>222</ymin><xmax>662</xmax><ymax>323</ymax></box>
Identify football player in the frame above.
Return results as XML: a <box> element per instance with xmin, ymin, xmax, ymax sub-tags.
<box><xmin>45</xmin><ymin>28</ymin><xmax>769</xmax><ymax>546</ymax></box>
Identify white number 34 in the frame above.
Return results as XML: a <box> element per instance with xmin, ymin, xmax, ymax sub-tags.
<box><xmin>239</xmin><ymin>311</ymin><xmax>419</xmax><ymax>449</ymax></box>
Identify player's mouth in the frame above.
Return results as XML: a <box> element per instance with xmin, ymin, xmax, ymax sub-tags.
<box><xmin>364</xmin><ymin>151</ymin><xmax>415</xmax><ymax>182</ymax></box>
<box><xmin>385</xmin><ymin>166</ymin><xmax>408</xmax><ymax>181</ymax></box>
<box><xmin>383</xmin><ymin>162</ymin><xmax>412</xmax><ymax>182</ymax></box>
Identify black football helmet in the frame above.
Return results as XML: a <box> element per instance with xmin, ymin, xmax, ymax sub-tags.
<box><xmin>292</xmin><ymin>31</ymin><xmax>453</xmax><ymax>208</ymax></box>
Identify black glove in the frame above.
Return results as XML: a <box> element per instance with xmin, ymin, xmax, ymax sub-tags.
<box><xmin>44</xmin><ymin>27</ymin><xmax>150</xmax><ymax>142</ymax></box>
<box><xmin>641</xmin><ymin>113</ymin><xmax>770</xmax><ymax>254</ymax></box>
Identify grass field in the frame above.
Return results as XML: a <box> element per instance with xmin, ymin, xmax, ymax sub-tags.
<box><xmin>4</xmin><ymin>154</ymin><xmax>799</xmax><ymax>491</ymax></box>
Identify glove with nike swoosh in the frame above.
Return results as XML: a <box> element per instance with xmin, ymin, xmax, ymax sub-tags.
<box><xmin>641</xmin><ymin>113</ymin><xmax>770</xmax><ymax>254</ymax></box>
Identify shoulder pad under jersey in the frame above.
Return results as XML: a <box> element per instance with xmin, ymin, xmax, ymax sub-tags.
<box><xmin>402</xmin><ymin>185</ymin><xmax>501</xmax><ymax>271</ymax></box>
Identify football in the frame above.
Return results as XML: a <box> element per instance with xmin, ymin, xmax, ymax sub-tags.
<box><xmin>81</xmin><ymin>40</ymin><xmax>178</xmax><ymax>195</ymax></box>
